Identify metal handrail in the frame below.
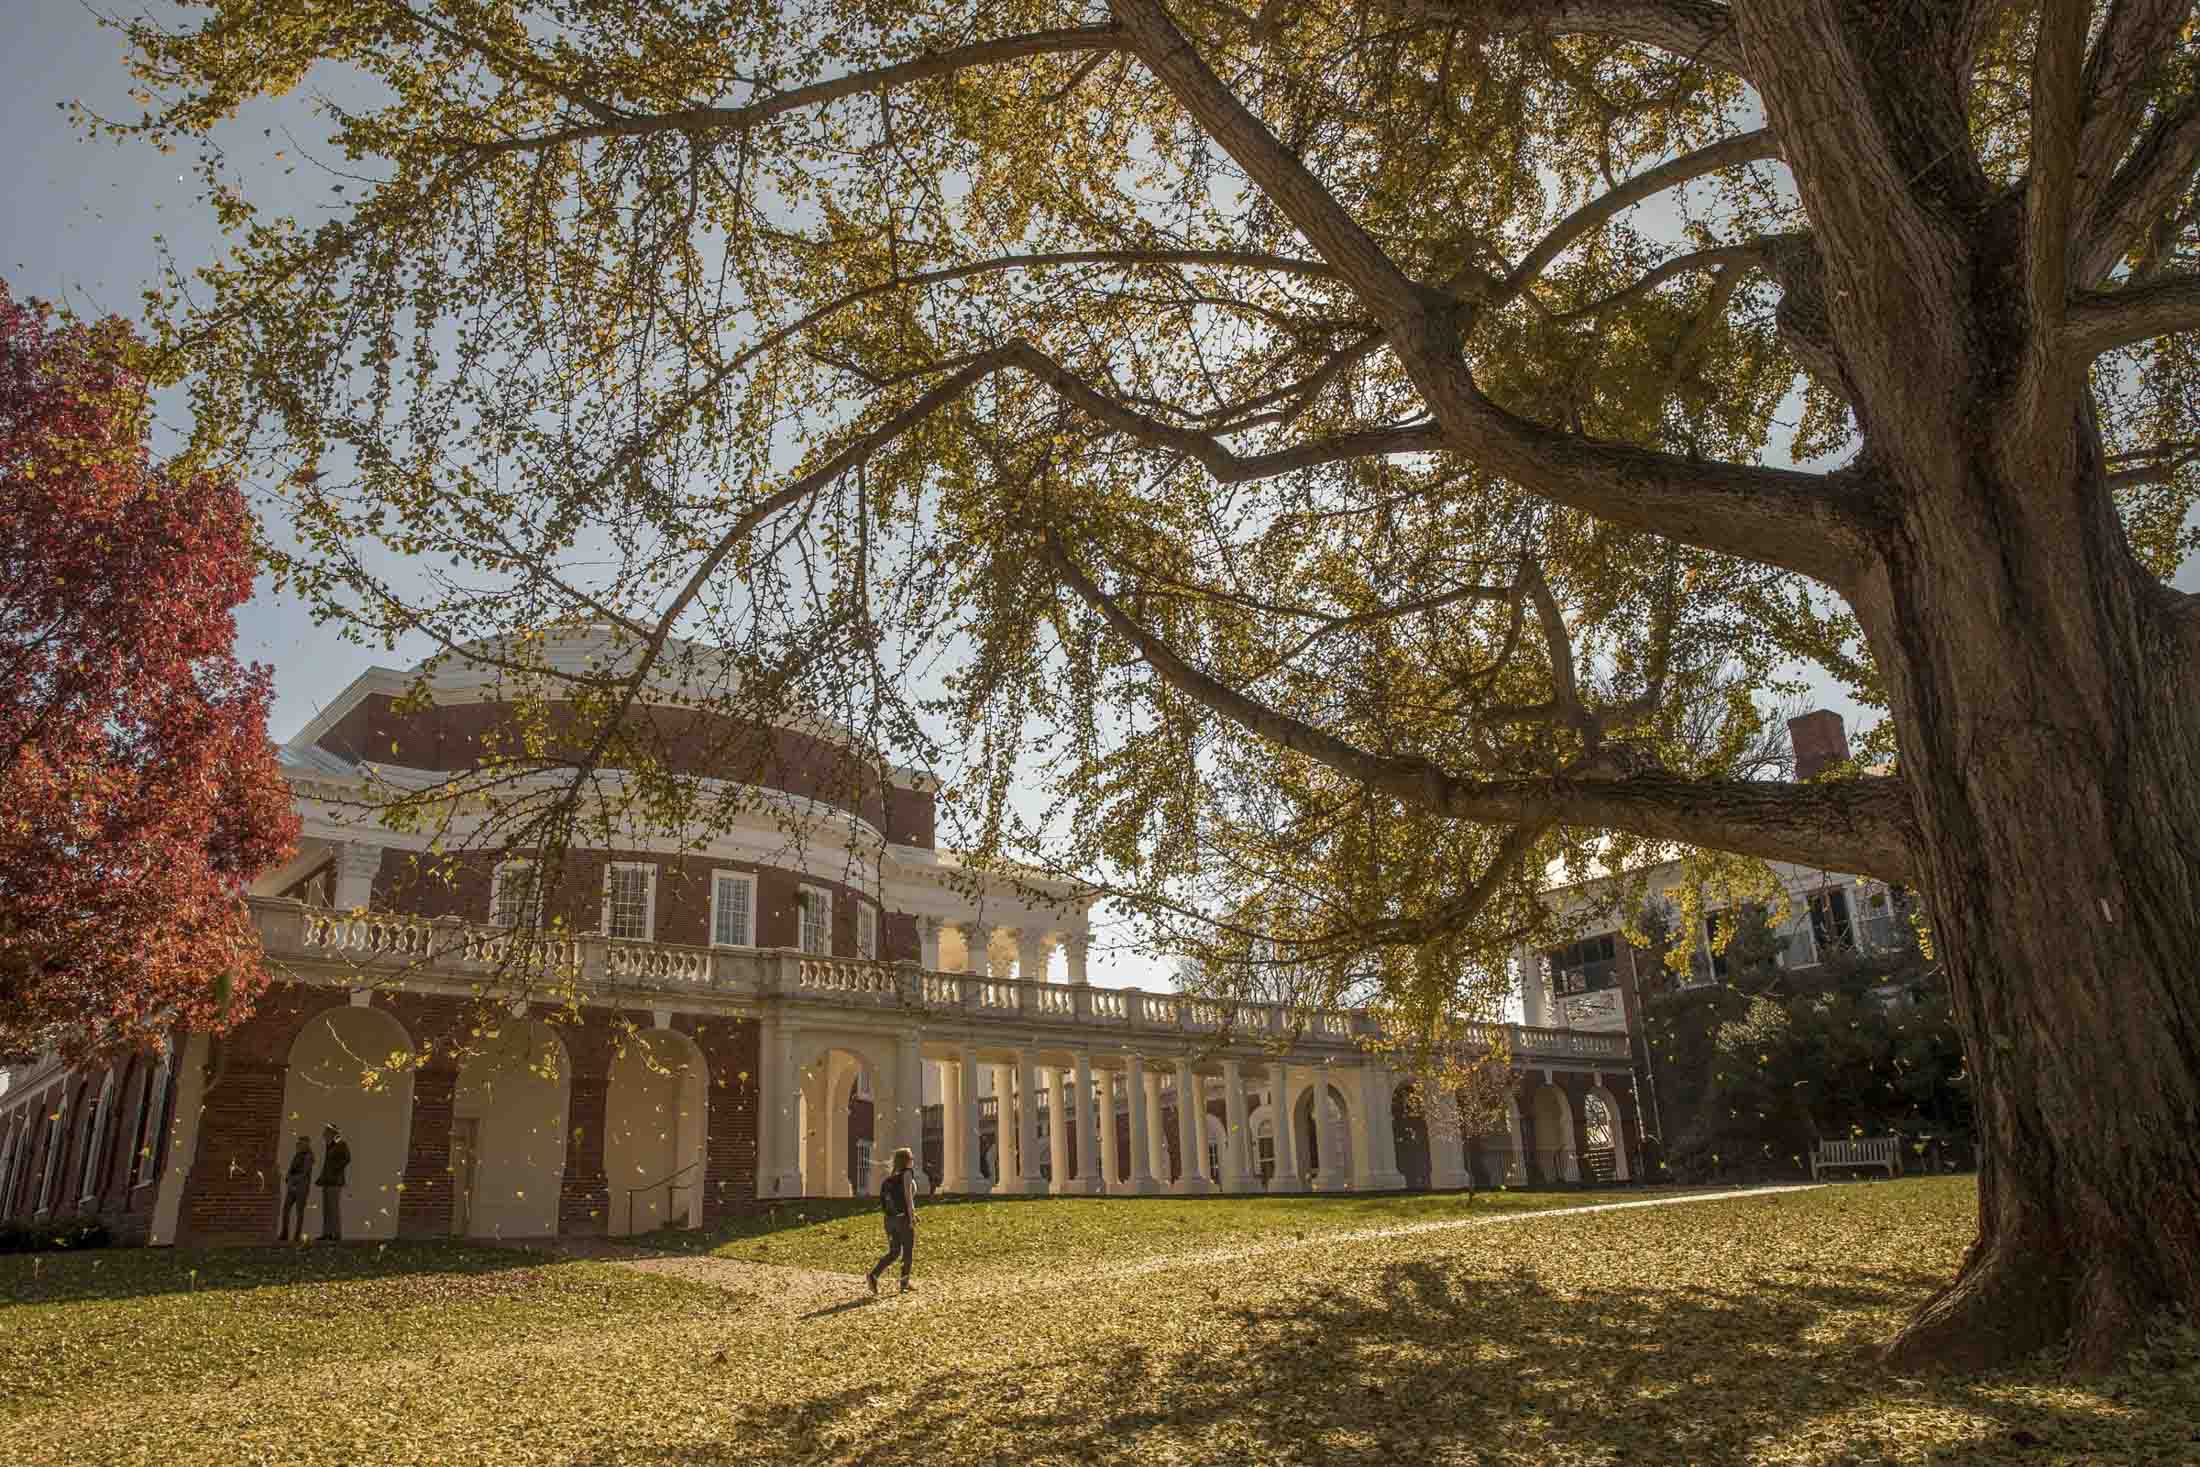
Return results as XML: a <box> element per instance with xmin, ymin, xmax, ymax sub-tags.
<box><xmin>625</xmin><ymin>1158</ymin><xmax>702</xmax><ymax>1235</ymax></box>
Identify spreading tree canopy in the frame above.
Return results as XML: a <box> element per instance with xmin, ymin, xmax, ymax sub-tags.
<box><xmin>0</xmin><ymin>282</ymin><xmax>298</xmax><ymax>1060</ymax></box>
<box><xmin>109</xmin><ymin>0</ymin><xmax>2200</xmax><ymax>1370</ymax></box>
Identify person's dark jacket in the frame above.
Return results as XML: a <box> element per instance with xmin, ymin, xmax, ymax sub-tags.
<box><xmin>878</xmin><ymin>1168</ymin><xmax>917</xmax><ymax>1223</ymax></box>
<box><xmin>317</xmin><ymin>1139</ymin><xmax>351</xmax><ymax>1188</ymax></box>
<box><xmin>285</xmin><ymin>1147</ymin><xmax>314</xmax><ymax>1196</ymax></box>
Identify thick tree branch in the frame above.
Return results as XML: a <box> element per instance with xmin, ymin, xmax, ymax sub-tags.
<box><xmin>2027</xmin><ymin>0</ymin><xmax>2089</xmax><ymax>340</ymax></box>
<box><xmin>2079</xmin><ymin>92</ymin><xmax>2200</xmax><ymax>286</ymax></box>
<box><xmin>1045</xmin><ymin>534</ymin><xmax>1918</xmax><ymax>881</ymax></box>
<box><xmin>1495</xmin><ymin>129</ymin><xmax>1780</xmax><ymax>304</ymax></box>
<box><xmin>2074</xmin><ymin>0</ymin><xmax>2197</xmax><ymax>224</ymax></box>
<box><xmin>1109</xmin><ymin>0</ymin><xmax>1883</xmax><ymax>588</ymax></box>
<box><xmin>1381</xmin><ymin>0</ymin><xmax>1748</xmax><ymax>75</ymax></box>
<box><xmin>2067</xmin><ymin>271</ymin><xmax>2200</xmax><ymax>356</ymax></box>
<box><xmin>453</xmin><ymin>26</ymin><xmax>1129</xmax><ymax>157</ymax></box>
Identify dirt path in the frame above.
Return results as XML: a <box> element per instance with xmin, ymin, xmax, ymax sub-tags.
<box><xmin>596</xmin><ymin>1184</ymin><xmax>1824</xmax><ymax>1319</ymax></box>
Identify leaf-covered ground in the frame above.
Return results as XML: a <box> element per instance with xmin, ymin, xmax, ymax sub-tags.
<box><xmin>3</xmin><ymin>1178</ymin><xmax>2194</xmax><ymax>1465</ymax></box>
<box><xmin>666</xmin><ymin>1183</ymin><xmax>1701</xmax><ymax>1280</ymax></box>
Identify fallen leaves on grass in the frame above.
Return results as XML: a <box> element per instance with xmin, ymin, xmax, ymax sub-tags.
<box><xmin>3</xmin><ymin>1181</ymin><xmax>2195</xmax><ymax>1466</ymax></box>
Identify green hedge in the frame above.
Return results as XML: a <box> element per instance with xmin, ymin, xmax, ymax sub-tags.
<box><xmin>0</xmin><ymin>1214</ymin><xmax>114</xmax><ymax>1253</ymax></box>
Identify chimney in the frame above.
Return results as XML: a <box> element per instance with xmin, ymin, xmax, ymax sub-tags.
<box><xmin>1788</xmin><ymin>709</ymin><xmax>1849</xmax><ymax>782</ymax></box>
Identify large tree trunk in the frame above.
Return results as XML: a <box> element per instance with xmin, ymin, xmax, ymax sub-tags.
<box><xmin>1853</xmin><ymin>416</ymin><xmax>2200</xmax><ymax>1373</ymax></box>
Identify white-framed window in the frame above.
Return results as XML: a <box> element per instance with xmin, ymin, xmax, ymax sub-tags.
<box><xmin>798</xmin><ymin>885</ymin><xmax>832</xmax><ymax>955</ymax></box>
<box><xmin>709</xmin><ymin>870</ymin><xmax>756</xmax><ymax>947</ymax></box>
<box><xmin>80</xmin><ymin>1074</ymin><xmax>113</xmax><ymax>1205</ymax></box>
<box><xmin>0</xmin><ymin>1125</ymin><xmax>17</xmax><ymax>1216</ymax></box>
<box><xmin>601</xmin><ymin>862</ymin><xmax>657</xmax><ymax>941</ymax></box>
<box><xmin>37</xmin><ymin>1106</ymin><xmax>63</xmax><ymax>1214</ymax></box>
<box><xmin>856</xmin><ymin>902</ymin><xmax>878</xmax><ymax>960</ymax></box>
<box><xmin>491</xmin><ymin>859</ymin><xmax>541</xmax><ymax>929</ymax></box>
<box><xmin>138</xmin><ymin>1052</ymin><xmax>172</xmax><ymax>1186</ymax></box>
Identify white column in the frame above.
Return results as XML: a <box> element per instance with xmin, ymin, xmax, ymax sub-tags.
<box><xmin>920</xmin><ymin>918</ymin><xmax>943</xmax><ymax>971</ymax></box>
<box><xmin>1173</xmin><ymin>1059</ymin><xmax>1213</xmax><ymax>1193</ymax></box>
<box><xmin>764</xmin><ymin>1020</ymin><xmax>804</xmax><ymax>1198</ymax></box>
<box><xmin>1016</xmin><ymin>1050</ymin><xmax>1043</xmax><ymax>1191</ymax></box>
<box><xmin>956</xmin><ymin>1047</ymin><xmax>989</xmax><ymax>1193</ymax></box>
<box><xmin>333</xmin><ymin>840</ymin><xmax>381</xmax><ymax>912</ymax></box>
<box><xmin>1221</xmin><ymin>1059</ymin><xmax>1254</xmax><ymax>1194</ymax></box>
<box><xmin>1268</xmin><ymin>1067</ymin><xmax>1307</xmax><ymax>1192</ymax></box>
<box><xmin>892</xmin><ymin>1030</ymin><xmax>922</xmax><ymax>1189</ymax></box>
<box><xmin>992</xmin><ymin>1062</ymin><xmax>1017</xmax><ymax>1184</ymax></box>
<box><xmin>1427</xmin><ymin>1083</ymin><xmax>1471</xmax><ymax>1190</ymax></box>
<box><xmin>1064</xmin><ymin>935</ymin><xmax>1090</xmax><ymax>985</ymax></box>
<box><xmin>1144</xmin><ymin>1068</ymin><xmax>1171</xmax><ymax>1180</ymax></box>
<box><xmin>1016</xmin><ymin>929</ymin><xmax>1050</xmax><ymax>983</ymax></box>
<box><xmin>957</xmin><ymin>921</ymin><xmax>987</xmax><ymax>975</ymax></box>
<box><xmin>1047</xmin><ymin>1067</ymin><xmax>1071</xmax><ymax>1193</ymax></box>
<box><xmin>1071</xmin><ymin>1051</ymin><xmax>1102</xmax><ymax>1193</ymax></box>
<box><xmin>1503</xmin><ymin>1093</ymin><xmax>1528</xmax><ymax>1184</ymax></box>
<box><xmin>1311</xmin><ymin>1067</ymin><xmax>1346</xmax><ymax>1189</ymax></box>
<box><xmin>942</xmin><ymin>1053</ymin><xmax>966</xmax><ymax>1189</ymax></box>
<box><xmin>1120</xmin><ymin>1053</ymin><xmax>1160</xmax><ymax>1193</ymax></box>
<box><xmin>1097</xmin><ymin>1067</ymin><xmax>1121</xmax><ymax>1188</ymax></box>
<box><xmin>147</xmin><ymin>1032</ymin><xmax>210</xmax><ymax>1245</ymax></box>
<box><xmin>1346</xmin><ymin>1068</ymin><xmax>1399</xmax><ymax>1196</ymax></box>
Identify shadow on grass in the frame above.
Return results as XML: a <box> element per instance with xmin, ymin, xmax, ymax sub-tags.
<box><xmin>591</xmin><ymin>1250</ymin><xmax>2191</xmax><ymax>1465</ymax></box>
<box><xmin>0</xmin><ymin>1237</ymin><xmax>573</xmax><ymax>1308</ymax></box>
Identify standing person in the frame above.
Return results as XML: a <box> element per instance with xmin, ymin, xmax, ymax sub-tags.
<box><xmin>316</xmin><ymin>1122</ymin><xmax>351</xmax><ymax>1241</ymax></box>
<box><xmin>278</xmin><ymin>1134</ymin><xmax>314</xmax><ymax>1241</ymax></box>
<box><xmin>866</xmin><ymin>1146</ymin><xmax>919</xmax><ymax>1296</ymax></box>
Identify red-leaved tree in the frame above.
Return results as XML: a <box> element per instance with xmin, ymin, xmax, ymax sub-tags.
<box><xmin>0</xmin><ymin>281</ymin><xmax>297</xmax><ymax>1061</ymax></box>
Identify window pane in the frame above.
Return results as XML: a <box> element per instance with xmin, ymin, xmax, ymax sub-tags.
<box><xmin>713</xmin><ymin>875</ymin><xmax>751</xmax><ymax>946</ymax></box>
<box><xmin>608</xmin><ymin>865</ymin><xmax>651</xmax><ymax>939</ymax></box>
<box><xmin>800</xmin><ymin>889</ymin><xmax>830</xmax><ymax>954</ymax></box>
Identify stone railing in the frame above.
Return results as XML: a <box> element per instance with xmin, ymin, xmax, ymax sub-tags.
<box><xmin>259</xmin><ymin>897</ymin><xmax>1628</xmax><ymax>1065</ymax></box>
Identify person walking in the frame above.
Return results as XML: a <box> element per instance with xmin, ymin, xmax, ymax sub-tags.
<box><xmin>278</xmin><ymin>1134</ymin><xmax>314</xmax><ymax>1241</ymax></box>
<box><xmin>316</xmin><ymin>1122</ymin><xmax>351</xmax><ymax>1241</ymax></box>
<box><xmin>866</xmin><ymin>1147</ymin><xmax>919</xmax><ymax>1296</ymax></box>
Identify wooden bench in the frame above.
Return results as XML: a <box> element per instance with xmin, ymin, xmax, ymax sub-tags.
<box><xmin>1811</xmin><ymin>1135</ymin><xmax>1904</xmax><ymax>1180</ymax></box>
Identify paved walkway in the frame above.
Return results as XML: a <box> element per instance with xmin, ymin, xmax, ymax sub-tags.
<box><xmin>592</xmin><ymin>1184</ymin><xmax>1824</xmax><ymax>1320</ymax></box>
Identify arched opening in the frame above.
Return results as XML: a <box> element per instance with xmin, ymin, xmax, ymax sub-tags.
<box><xmin>1203</xmin><ymin>1112</ymin><xmax>1229</xmax><ymax>1181</ymax></box>
<box><xmin>1293</xmin><ymin>1083</ymin><xmax>1355</xmax><ymax>1181</ymax></box>
<box><xmin>1248</xmin><ymin>1110</ymin><xmax>1277</xmax><ymax>1181</ymax></box>
<box><xmin>604</xmin><ymin>1028</ymin><xmax>709</xmax><ymax>1234</ymax></box>
<box><xmin>1583</xmin><ymin>1088</ymin><xmax>1630</xmax><ymax>1181</ymax></box>
<box><xmin>1391</xmin><ymin>1082</ymin><xmax>1432</xmax><ymax>1191</ymax></box>
<box><xmin>1529</xmin><ymin>1085</ymin><xmax>1579</xmax><ymax>1183</ymax></box>
<box><xmin>453</xmin><ymin>1020</ymin><xmax>570</xmax><ymax>1238</ymax></box>
<box><xmin>281</xmin><ymin>1004</ymin><xmax>416</xmax><ymax>1240</ymax></box>
<box><xmin>798</xmin><ymin>1045</ymin><xmax>878</xmax><ymax>1198</ymax></box>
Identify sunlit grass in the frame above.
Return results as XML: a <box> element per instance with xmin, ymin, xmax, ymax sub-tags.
<box><xmin>4</xmin><ymin>1179</ymin><xmax>2195</xmax><ymax>1465</ymax></box>
<box><xmin>667</xmin><ymin>1184</ymin><xmax>1701</xmax><ymax>1279</ymax></box>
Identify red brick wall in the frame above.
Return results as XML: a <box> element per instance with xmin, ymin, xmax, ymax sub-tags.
<box><xmin>316</xmin><ymin>694</ymin><xmax>935</xmax><ymax>848</ymax></box>
<box><xmin>371</xmin><ymin>846</ymin><xmax>883</xmax><ymax>957</ymax></box>
<box><xmin>675</xmin><ymin>1014</ymin><xmax>760</xmax><ymax>1225</ymax></box>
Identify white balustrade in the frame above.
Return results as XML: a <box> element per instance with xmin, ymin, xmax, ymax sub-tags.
<box><xmin>265</xmin><ymin>898</ymin><xmax>1638</xmax><ymax>1070</ymax></box>
<box><xmin>606</xmin><ymin>941</ymin><xmax>711</xmax><ymax>985</ymax></box>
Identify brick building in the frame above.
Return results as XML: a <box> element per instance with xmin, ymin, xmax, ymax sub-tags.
<box><xmin>1</xmin><ymin>626</ymin><xmax>1644</xmax><ymax>1246</ymax></box>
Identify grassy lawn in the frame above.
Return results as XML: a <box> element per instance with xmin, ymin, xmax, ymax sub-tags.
<box><xmin>661</xmin><ymin>1184</ymin><xmax>1701</xmax><ymax>1279</ymax></box>
<box><xmin>3</xmin><ymin>1178</ymin><xmax>2195</xmax><ymax>1465</ymax></box>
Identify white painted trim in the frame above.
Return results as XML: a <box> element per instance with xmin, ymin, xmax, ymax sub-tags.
<box><xmin>798</xmin><ymin>884</ymin><xmax>833</xmax><ymax>956</ymax></box>
<box><xmin>490</xmin><ymin>858</ymin><xmax>540</xmax><ymax>929</ymax></box>
<box><xmin>602</xmin><ymin>861</ymin><xmax>657</xmax><ymax>942</ymax></box>
<box><xmin>708</xmin><ymin>869</ymin><xmax>758</xmax><ymax>948</ymax></box>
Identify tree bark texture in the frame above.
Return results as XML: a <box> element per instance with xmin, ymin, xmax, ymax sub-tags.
<box><xmin>1852</xmin><ymin>410</ymin><xmax>2200</xmax><ymax>1374</ymax></box>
